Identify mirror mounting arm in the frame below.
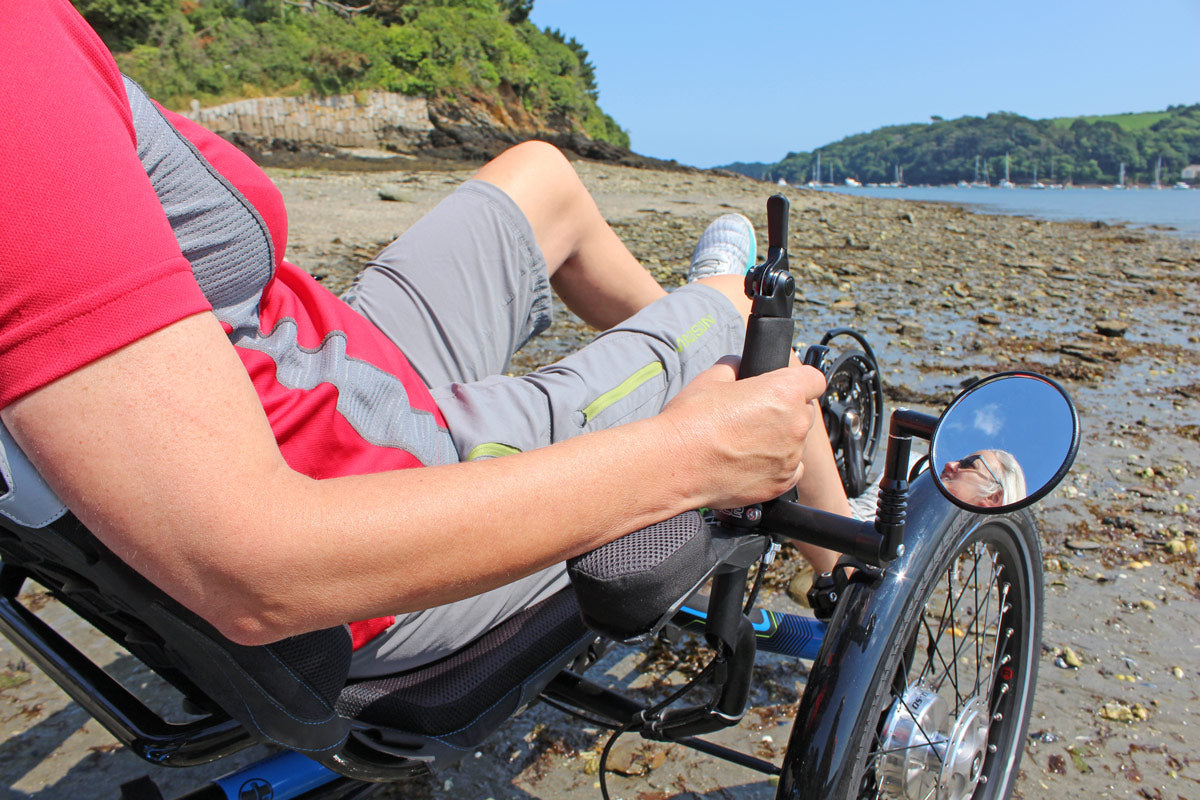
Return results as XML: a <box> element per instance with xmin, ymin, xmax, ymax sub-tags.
<box><xmin>875</xmin><ymin>409</ymin><xmax>938</xmax><ymax>561</ymax></box>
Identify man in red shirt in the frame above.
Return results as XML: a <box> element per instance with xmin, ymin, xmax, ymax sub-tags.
<box><xmin>0</xmin><ymin>0</ymin><xmax>846</xmax><ymax>672</ymax></box>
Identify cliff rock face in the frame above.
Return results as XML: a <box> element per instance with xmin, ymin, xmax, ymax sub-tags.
<box><xmin>183</xmin><ymin>88</ymin><xmax>671</xmax><ymax>167</ymax></box>
<box><xmin>185</xmin><ymin>92</ymin><xmax>432</xmax><ymax>151</ymax></box>
<box><xmin>184</xmin><ymin>88</ymin><xmax>580</xmax><ymax>159</ymax></box>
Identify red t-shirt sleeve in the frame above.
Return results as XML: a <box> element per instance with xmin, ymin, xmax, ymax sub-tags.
<box><xmin>0</xmin><ymin>0</ymin><xmax>211</xmax><ymax>409</ymax></box>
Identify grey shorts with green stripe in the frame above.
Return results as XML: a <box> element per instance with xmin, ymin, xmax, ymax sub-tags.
<box><xmin>434</xmin><ymin>286</ymin><xmax>743</xmax><ymax>462</ymax></box>
<box><xmin>343</xmin><ymin>179</ymin><xmax>743</xmax><ymax>676</ymax></box>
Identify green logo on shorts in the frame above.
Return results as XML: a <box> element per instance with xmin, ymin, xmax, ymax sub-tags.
<box><xmin>675</xmin><ymin>315</ymin><xmax>717</xmax><ymax>351</ymax></box>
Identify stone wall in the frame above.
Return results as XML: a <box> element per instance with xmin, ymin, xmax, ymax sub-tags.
<box><xmin>183</xmin><ymin>92</ymin><xmax>434</xmax><ymax>150</ymax></box>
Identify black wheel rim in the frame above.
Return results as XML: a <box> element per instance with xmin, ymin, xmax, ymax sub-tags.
<box><xmin>859</xmin><ymin>522</ymin><xmax>1037</xmax><ymax>800</ymax></box>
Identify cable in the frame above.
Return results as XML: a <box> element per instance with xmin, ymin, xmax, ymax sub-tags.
<box><xmin>598</xmin><ymin>657</ymin><xmax>723</xmax><ymax>800</ymax></box>
<box><xmin>539</xmin><ymin>695</ymin><xmax>622</xmax><ymax>730</ymax></box>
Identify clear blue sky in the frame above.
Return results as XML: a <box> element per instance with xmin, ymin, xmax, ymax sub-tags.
<box><xmin>529</xmin><ymin>0</ymin><xmax>1200</xmax><ymax>168</ymax></box>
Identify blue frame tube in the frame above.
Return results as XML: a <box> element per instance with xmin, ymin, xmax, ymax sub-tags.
<box><xmin>211</xmin><ymin>751</ymin><xmax>341</xmax><ymax>799</ymax></box>
<box><xmin>676</xmin><ymin>605</ymin><xmax>826</xmax><ymax>660</ymax></box>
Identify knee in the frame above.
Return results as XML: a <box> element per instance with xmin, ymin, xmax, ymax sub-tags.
<box><xmin>502</xmin><ymin>140</ymin><xmax>574</xmax><ymax>178</ymax></box>
<box><xmin>478</xmin><ymin>140</ymin><xmax>587</xmax><ymax>209</ymax></box>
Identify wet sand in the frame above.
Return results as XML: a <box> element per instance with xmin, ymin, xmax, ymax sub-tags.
<box><xmin>2</xmin><ymin>161</ymin><xmax>1197</xmax><ymax>799</ymax></box>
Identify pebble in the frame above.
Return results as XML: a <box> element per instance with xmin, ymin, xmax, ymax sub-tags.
<box><xmin>376</xmin><ymin>184</ymin><xmax>414</xmax><ymax>202</ymax></box>
<box><xmin>1097</xmin><ymin>701</ymin><xmax>1150</xmax><ymax>722</ymax></box>
<box><xmin>1053</xmin><ymin>646</ymin><xmax>1084</xmax><ymax>669</ymax></box>
<box><xmin>1066</xmin><ymin>539</ymin><xmax>1103</xmax><ymax>551</ymax></box>
<box><xmin>1095</xmin><ymin>320</ymin><xmax>1129</xmax><ymax>337</ymax></box>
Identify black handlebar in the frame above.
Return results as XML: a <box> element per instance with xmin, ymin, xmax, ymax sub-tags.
<box><xmin>739</xmin><ymin>195</ymin><xmax>795</xmax><ymax>380</ymax></box>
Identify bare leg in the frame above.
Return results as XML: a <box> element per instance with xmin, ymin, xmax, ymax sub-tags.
<box><xmin>473</xmin><ymin>141</ymin><xmax>665</xmax><ymax>329</ymax></box>
<box><xmin>476</xmin><ymin>144</ymin><xmax>847</xmax><ymax>573</ymax></box>
<box><xmin>792</xmin><ymin>402</ymin><xmax>849</xmax><ymax>574</ymax></box>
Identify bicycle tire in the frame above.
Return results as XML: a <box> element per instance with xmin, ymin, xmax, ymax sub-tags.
<box><xmin>777</xmin><ymin>475</ymin><xmax>1043</xmax><ymax>800</ymax></box>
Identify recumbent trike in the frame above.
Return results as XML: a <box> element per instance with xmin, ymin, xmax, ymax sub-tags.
<box><xmin>0</xmin><ymin>195</ymin><xmax>1079</xmax><ymax>800</ymax></box>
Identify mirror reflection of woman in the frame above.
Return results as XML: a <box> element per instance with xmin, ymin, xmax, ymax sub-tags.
<box><xmin>939</xmin><ymin>449</ymin><xmax>1026</xmax><ymax>508</ymax></box>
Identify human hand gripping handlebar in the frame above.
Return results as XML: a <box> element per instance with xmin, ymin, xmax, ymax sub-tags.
<box><xmin>719</xmin><ymin>195</ymin><xmax>900</xmax><ymax>568</ymax></box>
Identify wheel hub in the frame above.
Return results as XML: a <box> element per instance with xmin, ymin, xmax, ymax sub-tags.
<box><xmin>878</xmin><ymin>688</ymin><xmax>990</xmax><ymax>799</ymax></box>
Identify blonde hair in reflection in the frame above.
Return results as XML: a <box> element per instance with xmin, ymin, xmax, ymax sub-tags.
<box><xmin>990</xmin><ymin>449</ymin><xmax>1027</xmax><ymax>504</ymax></box>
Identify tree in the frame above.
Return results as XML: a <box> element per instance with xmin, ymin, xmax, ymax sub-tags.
<box><xmin>72</xmin><ymin>0</ymin><xmax>176</xmax><ymax>50</ymax></box>
<box><xmin>499</xmin><ymin>0</ymin><xmax>534</xmax><ymax>23</ymax></box>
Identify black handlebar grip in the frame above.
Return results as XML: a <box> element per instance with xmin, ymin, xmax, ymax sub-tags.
<box><xmin>767</xmin><ymin>194</ymin><xmax>789</xmax><ymax>252</ymax></box>
<box><xmin>740</xmin><ymin>314</ymin><xmax>795</xmax><ymax>380</ymax></box>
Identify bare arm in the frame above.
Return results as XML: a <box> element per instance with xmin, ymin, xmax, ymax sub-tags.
<box><xmin>1</xmin><ymin>312</ymin><xmax>824</xmax><ymax>645</ymax></box>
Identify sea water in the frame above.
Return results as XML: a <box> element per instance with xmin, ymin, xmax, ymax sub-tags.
<box><xmin>813</xmin><ymin>185</ymin><xmax>1200</xmax><ymax>239</ymax></box>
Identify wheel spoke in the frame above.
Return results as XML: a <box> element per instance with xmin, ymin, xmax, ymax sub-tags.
<box><xmin>916</xmin><ymin>567</ymin><xmax>957</xmax><ymax>686</ymax></box>
<box><xmin>926</xmin><ymin>546</ymin><xmax>993</xmax><ymax>695</ymax></box>
<box><xmin>974</xmin><ymin>544</ymin><xmax>982</xmax><ymax>698</ymax></box>
<box><xmin>949</xmin><ymin>566</ymin><xmax>961</xmax><ymax>712</ymax></box>
<box><xmin>928</xmin><ymin>547</ymin><xmax>986</xmax><ymax>706</ymax></box>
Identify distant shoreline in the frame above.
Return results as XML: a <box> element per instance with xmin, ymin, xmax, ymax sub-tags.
<box><xmin>804</xmin><ymin>183</ymin><xmax>1200</xmax><ymax>239</ymax></box>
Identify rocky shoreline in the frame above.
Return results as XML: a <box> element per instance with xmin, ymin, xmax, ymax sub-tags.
<box><xmin>1</xmin><ymin>158</ymin><xmax>1196</xmax><ymax>799</ymax></box>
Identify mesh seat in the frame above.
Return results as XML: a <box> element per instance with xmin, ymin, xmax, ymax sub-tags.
<box><xmin>338</xmin><ymin>589</ymin><xmax>588</xmax><ymax>750</ymax></box>
<box><xmin>568</xmin><ymin>510</ymin><xmax>762</xmax><ymax>641</ymax></box>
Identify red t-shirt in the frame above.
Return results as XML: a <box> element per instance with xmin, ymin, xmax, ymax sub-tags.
<box><xmin>0</xmin><ymin>0</ymin><xmax>452</xmax><ymax>647</ymax></box>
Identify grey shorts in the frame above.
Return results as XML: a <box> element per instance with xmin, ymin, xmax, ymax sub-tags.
<box><xmin>344</xmin><ymin>179</ymin><xmax>743</xmax><ymax>676</ymax></box>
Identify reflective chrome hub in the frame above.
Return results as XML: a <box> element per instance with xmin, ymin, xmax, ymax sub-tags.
<box><xmin>878</xmin><ymin>688</ymin><xmax>990</xmax><ymax>799</ymax></box>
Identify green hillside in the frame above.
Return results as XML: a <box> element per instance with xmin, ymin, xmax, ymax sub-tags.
<box><xmin>728</xmin><ymin>105</ymin><xmax>1200</xmax><ymax>187</ymax></box>
<box><xmin>1049</xmin><ymin>110</ymin><xmax>1171</xmax><ymax>132</ymax></box>
<box><xmin>72</xmin><ymin>0</ymin><xmax>629</xmax><ymax>148</ymax></box>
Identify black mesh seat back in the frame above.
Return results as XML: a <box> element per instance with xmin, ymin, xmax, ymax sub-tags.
<box><xmin>337</xmin><ymin>587</ymin><xmax>589</xmax><ymax>748</ymax></box>
<box><xmin>0</xmin><ymin>511</ymin><xmax>353</xmax><ymax>754</ymax></box>
<box><xmin>567</xmin><ymin>511</ymin><xmax>742</xmax><ymax>641</ymax></box>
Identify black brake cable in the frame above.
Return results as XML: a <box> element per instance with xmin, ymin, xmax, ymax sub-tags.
<box><xmin>598</xmin><ymin>657</ymin><xmax>723</xmax><ymax>800</ymax></box>
<box><xmin>539</xmin><ymin>695</ymin><xmax>622</xmax><ymax>730</ymax></box>
<box><xmin>743</xmin><ymin>549</ymin><xmax>770</xmax><ymax>615</ymax></box>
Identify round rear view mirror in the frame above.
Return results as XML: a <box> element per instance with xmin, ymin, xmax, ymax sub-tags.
<box><xmin>930</xmin><ymin>372</ymin><xmax>1079</xmax><ymax>513</ymax></box>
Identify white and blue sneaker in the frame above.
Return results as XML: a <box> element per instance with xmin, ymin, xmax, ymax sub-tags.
<box><xmin>686</xmin><ymin>213</ymin><xmax>757</xmax><ymax>283</ymax></box>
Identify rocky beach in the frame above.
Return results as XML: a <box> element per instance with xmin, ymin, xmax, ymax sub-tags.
<box><xmin>2</xmin><ymin>158</ymin><xmax>1197</xmax><ymax>799</ymax></box>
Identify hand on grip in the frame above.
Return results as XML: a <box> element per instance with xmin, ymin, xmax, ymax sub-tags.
<box><xmin>658</xmin><ymin>358</ymin><xmax>827</xmax><ymax>510</ymax></box>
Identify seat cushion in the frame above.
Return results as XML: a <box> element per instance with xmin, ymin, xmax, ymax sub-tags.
<box><xmin>336</xmin><ymin>588</ymin><xmax>588</xmax><ymax>740</ymax></box>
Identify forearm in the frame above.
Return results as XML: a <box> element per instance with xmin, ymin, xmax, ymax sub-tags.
<box><xmin>219</xmin><ymin>415</ymin><xmax>698</xmax><ymax>644</ymax></box>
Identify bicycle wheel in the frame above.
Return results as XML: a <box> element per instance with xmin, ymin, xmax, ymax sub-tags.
<box><xmin>777</xmin><ymin>476</ymin><xmax>1043</xmax><ymax>800</ymax></box>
